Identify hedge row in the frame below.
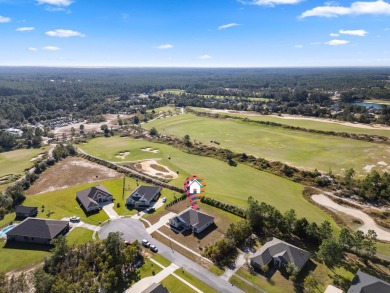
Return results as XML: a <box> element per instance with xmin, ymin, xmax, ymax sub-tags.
<box><xmin>201</xmin><ymin>196</ymin><xmax>246</xmax><ymax>218</ymax></box>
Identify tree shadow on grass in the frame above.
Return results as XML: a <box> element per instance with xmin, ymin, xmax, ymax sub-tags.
<box><xmin>3</xmin><ymin>241</ymin><xmax>52</xmax><ymax>252</ymax></box>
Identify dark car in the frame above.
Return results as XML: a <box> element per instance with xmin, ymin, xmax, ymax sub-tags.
<box><xmin>149</xmin><ymin>244</ymin><xmax>158</xmax><ymax>253</ymax></box>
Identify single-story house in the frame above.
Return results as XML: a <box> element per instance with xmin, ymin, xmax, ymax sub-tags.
<box><xmin>76</xmin><ymin>185</ymin><xmax>113</xmax><ymax>212</ymax></box>
<box><xmin>15</xmin><ymin>206</ymin><xmax>38</xmax><ymax>218</ymax></box>
<box><xmin>169</xmin><ymin>208</ymin><xmax>214</xmax><ymax>234</ymax></box>
<box><xmin>347</xmin><ymin>270</ymin><xmax>390</xmax><ymax>293</ymax></box>
<box><xmin>6</xmin><ymin>218</ymin><xmax>69</xmax><ymax>244</ymax></box>
<box><xmin>250</xmin><ymin>237</ymin><xmax>311</xmax><ymax>272</ymax></box>
<box><xmin>141</xmin><ymin>283</ymin><xmax>169</xmax><ymax>293</ymax></box>
<box><xmin>126</xmin><ymin>186</ymin><xmax>161</xmax><ymax>207</ymax></box>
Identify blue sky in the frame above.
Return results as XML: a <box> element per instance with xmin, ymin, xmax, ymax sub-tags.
<box><xmin>0</xmin><ymin>0</ymin><xmax>389</xmax><ymax>67</ymax></box>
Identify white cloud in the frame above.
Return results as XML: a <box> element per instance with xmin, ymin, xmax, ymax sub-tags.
<box><xmin>310</xmin><ymin>42</ymin><xmax>322</xmax><ymax>45</ymax></box>
<box><xmin>300</xmin><ymin>0</ymin><xmax>390</xmax><ymax>18</ymax></box>
<box><xmin>218</xmin><ymin>23</ymin><xmax>240</xmax><ymax>30</ymax></box>
<box><xmin>36</xmin><ymin>0</ymin><xmax>72</xmax><ymax>6</ymax></box>
<box><xmin>46</xmin><ymin>29</ymin><xmax>86</xmax><ymax>37</ymax></box>
<box><xmin>43</xmin><ymin>46</ymin><xmax>60</xmax><ymax>51</ymax></box>
<box><xmin>294</xmin><ymin>44</ymin><xmax>303</xmax><ymax>48</ymax></box>
<box><xmin>0</xmin><ymin>16</ymin><xmax>11</xmax><ymax>23</ymax></box>
<box><xmin>16</xmin><ymin>27</ymin><xmax>35</xmax><ymax>32</ymax></box>
<box><xmin>156</xmin><ymin>44</ymin><xmax>173</xmax><ymax>49</ymax></box>
<box><xmin>244</xmin><ymin>0</ymin><xmax>302</xmax><ymax>6</ymax></box>
<box><xmin>325</xmin><ymin>39</ymin><xmax>349</xmax><ymax>45</ymax></box>
<box><xmin>28</xmin><ymin>47</ymin><xmax>38</xmax><ymax>51</ymax></box>
<box><xmin>339</xmin><ymin>29</ymin><xmax>368</xmax><ymax>36</ymax></box>
<box><xmin>330</xmin><ymin>33</ymin><xmax>340</xmax><ymax>36</ymax></box>
<box><xmin>199</xmin><ymin>54</ymin><xmax>212</xmax><ymax>59</ymax></box>
<box><xmin>385</xmin><ymin>28</ymin><xmax>390</xmax><ymax>31</ymax></box>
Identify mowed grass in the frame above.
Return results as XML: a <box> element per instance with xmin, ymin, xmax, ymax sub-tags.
<box><xmin>80</xmin><ymin>137</ymin><xmax>340</xmax><ymax>230</ymax></box>
<box><xmin>67</xmin><ymin>228</ymin><xmax>93</xmax><ymax>246</ymax></box>
<box><xmin>0</xmin><ymin>147</ymin><xmax>49</xmax><ymax>178</ymax></box>
<box><xmin>173</xmin><ymin>269</ymin><xmax>219</xmax><ymax>293</ymax></box>
<box><xmin>195</xmin><ymin>107</ymin><xmax>390</xmax><ymax>137</ymax></box>
<box><xmin>144</xmin><ymin>114</ymin><xmax>390</xmax><ymax>176</ymax></box>
<box><xmin>0</xmin><ymin>239</ymin><xmax>51</xmax><ymax>273</ymax></box>
<box><xmin>0</xmin><ymin>213</ymin><xmax>16</xmax><ymax>228</ymax></box>
<box><xmin>161</xmin><ymin>275</ymin><xmax>197</xmax><ymax>293</ymax></box>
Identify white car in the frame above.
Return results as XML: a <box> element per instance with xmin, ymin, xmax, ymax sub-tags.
<box><xmin>162</xmin><ymin>197</ymin><xmax>167</xmax><ymax>203</ymax></box>
<box><xmin>142</xmin><ymin>239</ymin><xmax>150</xmax><ymax>247</ymax></box>
<box><xmin>69</xmin><ymin>216</ymin><xmax>80</xmax><ymax>222</ymax></box>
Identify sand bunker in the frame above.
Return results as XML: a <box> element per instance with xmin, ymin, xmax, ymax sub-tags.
<box><xmin>141</xmin><ymin>147</ymin><xmax>159</xmax><ymax>153</ymax></box>
<box><xmin>30</xmin><ymin>154</ymin><xmax>45</xmax><ymax>162</ymax></box>
<box><xmin>363</xmin><ymin>165</ymin><xmax>375</xmax><ymax>172</ymax></box>
<box><xmin>116</xmin><ymin>151</ymin><xmax>130</xmax><ymax>159</ymax></box>
<box><xmin>378</xmin><ymin>161</ymin><xmax>388</xmax><ymax>166</ymax></box>
<box><xmin>134</xmin><ymin>160</ymin><xmax>178</xmax><ymax>179</ymax></box>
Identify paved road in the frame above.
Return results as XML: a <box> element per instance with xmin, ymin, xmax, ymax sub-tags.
<box><xmin>99</xmin><ymin>218</ymin><xmax>243</xmax><ymax>293</ymax></box>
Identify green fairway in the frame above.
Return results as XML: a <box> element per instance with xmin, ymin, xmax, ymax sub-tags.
<box><xmin>67</xmin><ymin>228</ymin><xmax>93</xmax><ymax>246</ymax></box>
<box><xmin>0</xmin><ymin>147</ymin><xmax>49</xmax><ymax>178</ymax></box>
<box><xmin>0</xmin><ymin>240</ymin><xmax>51</xmax><ymax>273</ymax></box>
<box><xmin>144</xmin><ymin>114</ymin><xmax>389</xmax><ymax>176</ymax></box>
<box><xmin>80</xmin><ymin>137</ymin><xmax>340</xmax><ymax>229</ymax></box>
<box><xmin>193</xmin><ymin>108</ymin><xmax>390</xmax><ymax>137</ymax></box>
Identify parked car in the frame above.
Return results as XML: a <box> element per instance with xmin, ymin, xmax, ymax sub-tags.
<box><xmin>149</xmin><ymin>244</ymin><xmax>158</xmax><ymax>253</ymax></box>
<box><xmin>69</xmin><ymin>216</ymin><xmax>80</xmax><ymax>222</ymax></box>
<box><xmin>162</xmin><ymin>197</ymin><xmax>167</xmax><ymax>203</ymax></box>
<box><xmin>146</xmin><ymin>207</ymin><xmax>155</xmax><ymax>213</ymax></box>
<box><xmin>142</xmin><ymin>239</ymin><xmax>150</xmax><ymax>247</ymax></box>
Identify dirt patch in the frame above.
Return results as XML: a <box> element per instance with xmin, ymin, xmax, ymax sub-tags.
<box><xmin>141</xmin><ymin>147</ymin><xmax>159</xmax><ymax>153</ymax></box>
<box><xmin>26</xmin><ymin>157</ymin><xmax>122</xmax><ymax>195</ymax></box>
<box><xmin>30</xmin><ymin>153</ymin><xmax>45</xmax><ymax>162</ymax></box>
<box><xmin>53</xmin><ymin>113</ymin><xmax>134</xmax><ymax>138</ymax></box>
<box><xmin>133</xmin><ymin>160</ymin><xmax>178</xmax><ymax>180</ymax></box>
<box><xmin>363</xmin><ymin>165</ymin><xmax>375</xmax><ymax>172</ymax></box>
<box><xmin>115</xmin><ymin>151</ymin><xmax>130</xmax><ymax>159</ymax></box>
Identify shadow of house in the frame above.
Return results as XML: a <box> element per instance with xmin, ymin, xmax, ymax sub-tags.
<box><xmin>6</xmin><ymin>218</ymin><xmax>69</xmax><ymax>245</ymax></box>
<box><xmin>250</xmin><ymin>237</ymin><xmax>311</xmax><ymax>278</ymax></box>
<box><xmin>347</xmin><ymin>270</ymin><xmax>390</xmax><ymax>293</ymax></box>
<box><xmin>169</xmin><ymin>208</ymin><xmax>215</xmax><ymax>234</ymax></box>
<box><xmin>76</xmin><ymin>185</ymin><xmax>113</xmax><ymax>214</ymax></box>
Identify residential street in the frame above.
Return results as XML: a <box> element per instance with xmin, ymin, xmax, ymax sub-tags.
<box><xmin>98</xmin><ymin>218</ymin><xmax>243</xmax><ymax>293</ymax></box>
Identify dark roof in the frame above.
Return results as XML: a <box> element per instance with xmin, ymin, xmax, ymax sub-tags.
<box><xmin>76</xmin><ymin>185</ymin><xmax>111</xmax><ymax>209</ymax></box>
<box><xmin>15</xmin><ymin>206</ymin><xmax>37</xmax><ymax>214</ymax></box>
<box><xmin>129</xmin><ymin>186</ymin><xmax>161</xmax><ymax>202</ymax></box>
<box><xmin>6</xmin><ymin>218</ymin><xmax>69</xmax><ymax>240</ymax></box>
<box><xmin>347</xmin><ymin>270</ymin><xmax>390</xmax><ymax>293</ymax></box>
<box><xmin>251</xmin><ymin>237</ymin><xmax>311</xmax><ymax>270</ymax></box>
<box><xmin>141</xmin><ymin>283</ymin><xmax>169</xmax><ymax>293</ymax></box>
<box><xmin>179</xmin><ymin>209</ymin><xmax>214</xmax><ymax>229</ymax></box>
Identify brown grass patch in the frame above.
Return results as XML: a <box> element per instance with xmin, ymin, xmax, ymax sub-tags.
<box><xmin>159</xmin><ymin>225</ymin><xmax>224</xmax><ymax>255</ymax></box>
<box><xmin>150</xmin><ymin>164</ymin><xmax>169</xmax><ymax>173</ymax></box>
<box><xmin>26</xmin><ymin>157</ymin><xmax>122</xmax><ymax>195</ymax></box>
<box><xmin>151</xmin><ymin>231</ymin><xmax>212</xmax><ymax>270</ymax></box>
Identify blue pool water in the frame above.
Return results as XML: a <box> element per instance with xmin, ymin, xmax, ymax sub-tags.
<box><xmin>0</xmin><ymin>225</ymin><xmax>15</xmax><ymax>237</ymax></box>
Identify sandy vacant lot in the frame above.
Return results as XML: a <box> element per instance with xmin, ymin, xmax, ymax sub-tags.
<box><xmin>54</xmin><ymin>113</ymin><xmax>134</xmax><ymax>138</ymax></box>
<box><xmin>26</xmin><ymin>157</ymin><xmax>122</xmax><ymax>195</ymax></box>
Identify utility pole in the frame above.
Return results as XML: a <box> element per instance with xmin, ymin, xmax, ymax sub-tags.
<box><xmin>122</xmin><ymin>175</ymin><xmax>125</xmax><ymax>198</ymax></box>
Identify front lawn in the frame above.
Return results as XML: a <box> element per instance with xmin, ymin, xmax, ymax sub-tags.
<box><xmin>174</xmin><ymin>268</ymin><xmax>219</xmax><ymax>293</ymax></box>
<box><xmin>67</xmin><ymin>228</ymin><xmax>93</xmax><ymax>246</ymax></box>
<box><xmin>161</xmin><ymin>275</ymin><xmax>197</xmax><ymax>293</ymax></box>
<box><xmin>138</xmin><ymin>259</ymin><xmax>162</xmax><ymax>279</ymax></box>
<box><xmin>152</xmin><ymin>254</ymin><xmax>171</xmax><ymax>267</ymax></box>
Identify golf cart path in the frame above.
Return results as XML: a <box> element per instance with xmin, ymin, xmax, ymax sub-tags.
<box><xmin>312</xmin><ymin>194</ymin><xmax>390</xmax><ymax>241</ymax></box>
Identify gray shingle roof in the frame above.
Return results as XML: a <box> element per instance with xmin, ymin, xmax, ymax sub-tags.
<box><xmin>129</xmin><ymin>186</ymin><xmax>161</xmax><ymax>202</ymax></box>
<box><xmin>141</xmin><ymin>283</ymin><xmax>169</xmax><ymax>293</ymax></box>
<box><xmin>347</xmin><ymin>270</ymin><xmax>390</xmax><ymax>293</ymax></box>
<box><xmin>15</xmin><ymin>206</ymin><xmax>37</xmax><ymax>214</ymax></box>
<box><xmin>179</xmin><ymin>209</ymin><xmax>214</xmax><ymax>229</ymax></box>
<box><xmin>6</xmin><ymin>218</ymin><xmax>69</xmax><ymax>240</ymax></box>
<box><xmin>76</xmin><ymin>185</ymin><xmax>111</xmax><ymax>210</ymax></box>
<box><xmin>251</xmin><ymin>237</ymin><xmax>311</xmax><ymax>270</ymax></box>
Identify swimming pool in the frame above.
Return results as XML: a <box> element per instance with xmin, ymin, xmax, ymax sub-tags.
<box><xmin>0</xmin><ymin>225</ymin><xmax>15</xmax><ymax>237</ymax></box>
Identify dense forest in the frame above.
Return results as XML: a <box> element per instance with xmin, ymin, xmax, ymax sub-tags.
<box><xmin>1</xmin><ymin>67</ymin><xmax>390</xmax><ymax>152</ymax></box>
